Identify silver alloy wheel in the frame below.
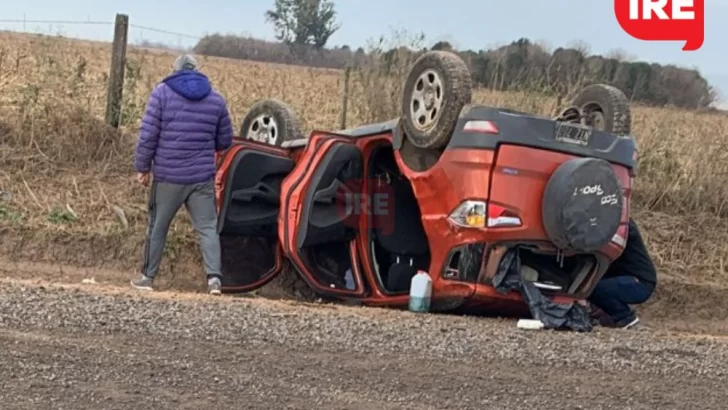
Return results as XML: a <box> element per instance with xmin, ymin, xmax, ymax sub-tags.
<box><xmin>409</xmin><ymin>69</ymin><xmax>444</xmax><ymax>131</ymax></box>
<box><xmin>247</xmin><ymin>114</ymin><xmax>279</xmax><ymax>145</ymax></box>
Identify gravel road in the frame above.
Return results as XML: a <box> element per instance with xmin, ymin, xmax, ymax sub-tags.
<box><xmin>0</xmin><ymin>279</ymin><xmax>726</xmax><ymax>409</ymax></box>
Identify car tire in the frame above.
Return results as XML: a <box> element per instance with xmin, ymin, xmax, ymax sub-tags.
<box><xmin>240</xmin><ymin>99</ymin><xmax>303</xmax><ymax>146</ymax></box>
<box><xmin>399</xmin><ymin>50</ymin><xmax>472</xmax><ymax>150</ymax></box>
<box><xmin>542</xmin><ymin>157</ymin><xmax>624</xmax><ymax>253</ymax></box>
<box><xmin>571</xmin><ymin>84</ymin><xmax>632</xmax><ymax>136</ymax></box>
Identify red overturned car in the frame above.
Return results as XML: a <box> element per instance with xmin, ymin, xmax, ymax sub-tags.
<box><xmin>213</xmin><ymin>51</ymin><xmax>637</xmax><ymax>331</ymax></box>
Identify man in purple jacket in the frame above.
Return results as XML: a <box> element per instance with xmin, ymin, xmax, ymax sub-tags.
<box><xmin>131</xmin><ymin>54</ymin><xmax>233</xmax><ymax>295</ymax></box>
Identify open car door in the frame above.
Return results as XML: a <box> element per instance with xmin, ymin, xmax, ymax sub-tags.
<box><xmin>279</xmin><ymin>133</ymin><xmax>368</xmax><ymax>298</ymax></box>
<box><xmin>215</xmin><ymin>140</ymin><xmax>294</xmax><ymax>293</ymax></box>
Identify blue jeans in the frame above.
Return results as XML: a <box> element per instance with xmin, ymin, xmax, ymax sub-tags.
<box><xmin>588</xmin><ymin>276</ymin><xmax>654</xmax><ymax>323</ymax></box>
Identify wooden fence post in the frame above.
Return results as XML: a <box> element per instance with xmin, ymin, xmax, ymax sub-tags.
<box><xmin>339</xmin><ymin>66</ymin><xmax>351</xmax><ymax>130</ymax></box>
<box><xmin>105</xmin><ymin>13</ymin><xmax>129</xmax><ymax>128</ymax></box>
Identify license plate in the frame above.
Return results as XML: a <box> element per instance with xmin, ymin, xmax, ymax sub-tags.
<box><xmin>554</xmin><ymin>122</ymin><xmax>592</xmax><ymax>146</ymax></box>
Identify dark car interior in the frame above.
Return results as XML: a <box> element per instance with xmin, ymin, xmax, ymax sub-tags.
<box><xmin>216</xmin><ymin>139</ymin><xmax>433</xmax><ymax>295</ymax></box>
<box><xmin>217</xmin><ymin>148</ymin><xmax>294</xmax><ymax>289</ymax></box>
<box><xmin>517</xmin><ymin>246</ymin><xmax>598</xmax><ymax>294</ymax></box>
<box><xmin>367</xmin><ymin>144</ymin><xmax>431</xmax><ymax>294</ymax></box>
<box><xmin>294</xmin><ymin>142</ymin><xmax>363</xmax><ymax>291</ymax></box>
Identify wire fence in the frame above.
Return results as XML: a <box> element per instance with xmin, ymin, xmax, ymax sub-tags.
<box><xmin>0</xmin><ymin>14</ymin><xmax>355</xmax><ymax>129</ymax></box>
<box><xmin>0</xmin><ymin>17</ymin><xmax>202</xmax><ymax>49</ymax></box>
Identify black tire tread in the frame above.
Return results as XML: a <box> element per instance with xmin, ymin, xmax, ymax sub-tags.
<box><xmin>572</xmin><ymin>84</ymin><xmax>632</xmax><ymax>136</ymax></box>
<box><xmin>400</xmin><ymin>51</ymin><xmax>472</xmax><ymax>150</ymax></box>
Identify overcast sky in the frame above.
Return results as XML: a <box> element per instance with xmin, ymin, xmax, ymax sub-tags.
<box><xmin>3</xmin><ymin>0</ymin><xmax>726</xmax><ymax>106</ymax></box>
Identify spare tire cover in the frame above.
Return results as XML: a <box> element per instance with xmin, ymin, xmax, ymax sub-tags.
<box><xmin>542</xmin><ymin>158</ymin><xmax>623</xmax><ymax>252</ymax></box>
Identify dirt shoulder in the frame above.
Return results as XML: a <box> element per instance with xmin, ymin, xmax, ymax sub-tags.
<box><xmin>5</xmin><ymin>208</ymin><xmax>728</xmax><ymax>334</ymax></box>
<box><xmin>0</xmin><ymin>278</ymin><xmax>727</xmax><ymax>409</ymax></box>
<box><xmin>3</xmin><ymin>252</ymin><xmax>728</xmax><ymax>335</ymax></box>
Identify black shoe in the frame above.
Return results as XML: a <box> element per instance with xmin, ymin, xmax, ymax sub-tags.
<box><xmin>616</xmin><ymin>316</ymin><xmax>641</xmax><ymax>329</ymax></box>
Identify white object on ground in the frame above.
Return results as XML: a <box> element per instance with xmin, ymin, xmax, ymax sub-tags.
<box><xmin>81</xmin><ymin>278</ymin><xmax>97</xmax><ymax>285</ymax></box>
<box><xmin>517</xmin><ymin>319</ymin><xmax>545</xmax><ymax>330</ymax></box>
<box><xmin>408</xmin><ymin>270</ymin><xmax>432</xmax><ymax>313</ymax></box>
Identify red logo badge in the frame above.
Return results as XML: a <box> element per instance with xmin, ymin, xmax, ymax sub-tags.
<box><xmin>614</xmin><ymin>0</ymin><xmax>705</xmax><ymax>51</ymax></box>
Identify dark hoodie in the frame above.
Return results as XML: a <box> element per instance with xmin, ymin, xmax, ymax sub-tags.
<box><xmin>603</xmin><ymin>218</ymin><xmax>657</xmax><ymax>287</ymax></box>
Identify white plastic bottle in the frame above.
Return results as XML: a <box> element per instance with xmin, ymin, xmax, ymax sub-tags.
<box><xmin>408</xmin><ymin>270</ymin><xmax>432</xmax><ymax>313</ymax></box>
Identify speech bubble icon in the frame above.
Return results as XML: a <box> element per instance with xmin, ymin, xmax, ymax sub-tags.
<box><xmin>614</xmin><ymin>0</ymin><xmax>704</xmax><ymax>51</ymax></box>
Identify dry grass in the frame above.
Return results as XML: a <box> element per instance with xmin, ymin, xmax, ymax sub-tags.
<box><xmin>1</xmin><ymin>31</ymin><xmax>728</xmax><ymax>289</ymax></box>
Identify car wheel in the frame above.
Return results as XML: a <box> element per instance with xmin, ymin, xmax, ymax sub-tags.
<box><xmin>542</xmin><ymin>157</ymin><xmax>624</xmax><ymax>253</ymax></box>
<box><xmin>240</xmin><ymin>99</ymin><xmax>303</xmax><ymax>146</ymax></box>
<box><xmin>399</xmin><ymin>50</ymin><xmax>472</xmax><ymax>150</ymax></box>
<box><xmin>571</xmin><ymin>84</ymin><xmax>632</xmax><ymax>136</ymax></box>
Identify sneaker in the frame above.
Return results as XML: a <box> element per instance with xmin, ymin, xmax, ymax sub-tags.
<box><xmin>618</xmin><ymin>316</ymin><xmax>641</xmax><ymax>329</ymax></box>
<box><xmin>131</xmin><ymin>275</ymin><xmax>154</xmax><ymax>291</ymax></box>
<box><xmin>207</xmin><ymin>277</ymin><xmax>222</xmax><ymax>295</ymax></box>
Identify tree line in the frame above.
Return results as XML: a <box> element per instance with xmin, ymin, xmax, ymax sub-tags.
<box><xmin>192</xmin><ymin>0</ymin><xmax>715</xmax><ymax>109</ymax></box>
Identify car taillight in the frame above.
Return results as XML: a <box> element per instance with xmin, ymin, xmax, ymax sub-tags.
<box><xmin>448</xmin><ymin>200</ymin><xmax>522</xmax><ymax>228</ymax></box>
<box><xmin>486</xmin><ymin>203</ymin><xmax>522</xmax><ymax>228</ymax></box>
<box><xmin>463</xmin><ymin>120</ymin><xmax>499</xmax><ymax>134</ymax></box>
<box><xmin>448</xmin><ymin>200</ymin><xmax>486</xmax><ymax>228</ymax></box>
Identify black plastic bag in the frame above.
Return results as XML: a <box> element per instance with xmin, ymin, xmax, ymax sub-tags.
<box><xmin>492</xmin><ymin>248</ymin><xmax>593</xmax><ymax>332</ymax></box>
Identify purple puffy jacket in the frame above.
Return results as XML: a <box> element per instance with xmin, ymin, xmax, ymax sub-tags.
<box><xmin>133</xmin><ymin>70</ymin><xmax>233</xmax><ymax>184</ymax></box>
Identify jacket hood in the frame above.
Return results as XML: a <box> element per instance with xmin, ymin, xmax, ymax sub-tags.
<box><xmin>162</xmin><ymin>70</ymin><xmax>212</xmax><ymax>101</ymax></box>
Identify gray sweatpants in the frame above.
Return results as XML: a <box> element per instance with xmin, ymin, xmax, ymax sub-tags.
<box><xmin>141</xmin><ymin>180</ymin><xmax>222</xmax><ymax>280</ymax></box>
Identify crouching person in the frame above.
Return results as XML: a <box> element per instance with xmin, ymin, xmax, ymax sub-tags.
<box><xmin>588</xmin><ymin>218</ymin><xmax>657</xmax><ymax>329</ymax></box>
<box><xmin>131</xmin><ymin>54</ymin><xmax>233</xmax><ymax>295</ymax></box>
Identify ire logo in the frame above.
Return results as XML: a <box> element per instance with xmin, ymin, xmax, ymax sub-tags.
<box><xmin>614</xmin><ymin>0</ymin><xmax>705</xmax><ymax>51</ymax></box>
<box><xmin>334</xmin><ymin>179</ymin><xmax>395</xmax><ymax>236</ymax></box>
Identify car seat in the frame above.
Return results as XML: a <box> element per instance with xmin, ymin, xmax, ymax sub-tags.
<box><xmin>373</xmin><ymin>174</ymin><xmax>429</xmax><ymax>293</ymax></box>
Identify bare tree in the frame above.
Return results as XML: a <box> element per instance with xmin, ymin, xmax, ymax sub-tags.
<box><xmin>568</xmin><ymin>39</ymin><xmax>591</xmax><ymax>57</ymax></box>
<box><xmin>605</xmin><ymin>48</ymin><xmax>636</xmax><ymax>62</ymax></box>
